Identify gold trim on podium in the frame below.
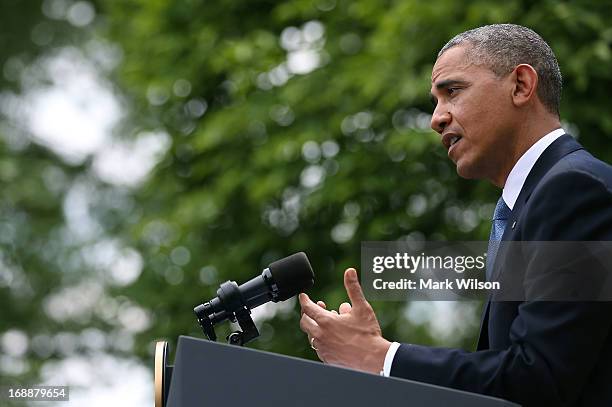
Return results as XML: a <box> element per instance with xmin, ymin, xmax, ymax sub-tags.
<box><xmin>155</xmin><ymin>341</ymin><xmax>168</xmax><ymax>407</ymax></box>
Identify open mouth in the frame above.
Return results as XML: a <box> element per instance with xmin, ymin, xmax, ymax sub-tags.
<box><xmin>450</xmin><ymin>135</ymin><xmax>462</xmax><ymax>147</ymax></box>
<box><xmin>442</xmin><ymin>133</ymin><xmax>463</xmax><ymax>153</ymax></box>
<box><xmin>451</xmin><ymin>136</ymin><xmax>461</xmax><ymax>147</ymax></box>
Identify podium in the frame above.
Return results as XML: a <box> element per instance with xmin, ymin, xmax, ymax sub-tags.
<box><xmin>155</xmin><ymin>336</ymin><xmax>519</xmax><ymax>407</ymax></box>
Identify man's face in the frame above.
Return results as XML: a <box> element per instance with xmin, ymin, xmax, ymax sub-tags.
<box><xmin>430</xmin><ymin>45</ymin><xmax>517</xmax><ymax>183</ymax></box>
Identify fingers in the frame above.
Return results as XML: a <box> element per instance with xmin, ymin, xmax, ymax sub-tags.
<box><xmin>317</xmin><ymin>300</ymin><xmax>338</xmax><ymax>314</ymax></box>
<box><xmin>339</xmin><ymin>302</ymin><xmax>352</xmax><ymax>314</ymax></box>
<box><xmin>300</xmin><ymin>309</ymin><xmax>322</xmax><ymax>340</ymax></box>
<box><xmin>344</xmin><ymin>268</ymin><xmax>368</xmax><ymax>309</ymax></box>
<box><xmin>299</xmin><ymin>293</ymin><xmax>329</xmax><ymax>322</ymax></box>
<box><xmin>299</xmin><ymin>297</ymin><xmax>326</xmax><ymax>362</ymax></box>
<box><xmin>301</xmin><ymin>298</ymin><xmax>325</xmax><ymax>317</ymax></box>
<box><xmin>317</xmin><ymin>300</ymin><xmax>337</xmax><ymax>314</ymax></box>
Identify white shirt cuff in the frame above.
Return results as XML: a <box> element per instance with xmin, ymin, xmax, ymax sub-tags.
<box><xmin>381</xmin><ymin>342</ymin><xmax>401</xmax><ymax>377</ymax></box>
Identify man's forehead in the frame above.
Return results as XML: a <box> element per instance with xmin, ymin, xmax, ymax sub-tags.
<box><xmin>431</xmin><ymin>45</ymin><xmax>472</xmax><ymax>83</ymax></box>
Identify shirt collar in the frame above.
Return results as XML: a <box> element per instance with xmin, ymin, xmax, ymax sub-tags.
<box><xmin>502</xmin><ymin>128</ymin><xmax>566</xmax><ymax>210</ymax></box>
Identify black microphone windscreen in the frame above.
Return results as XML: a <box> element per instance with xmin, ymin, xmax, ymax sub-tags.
<box><xmin>268</xmin><ymin>252</ymin><xmax>314</xmax><ymax>301</ymax></box>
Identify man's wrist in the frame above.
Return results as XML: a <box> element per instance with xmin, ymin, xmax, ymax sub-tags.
<box><xmin>362</xmin><ymin>337</ymin><xmax>392</xmax><ymax>375</ymax></box>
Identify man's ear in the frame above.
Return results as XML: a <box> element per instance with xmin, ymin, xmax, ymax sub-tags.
<box><xmin>511</xmin><ymin>64</ymin><xmax>539</xmax><ymax>108</ymax></box>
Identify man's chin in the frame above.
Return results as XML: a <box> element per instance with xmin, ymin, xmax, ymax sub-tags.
<box><xmin>455</xmin><ymin>161</ymin><xmax>480</xmax><ymax>180</ymax></box>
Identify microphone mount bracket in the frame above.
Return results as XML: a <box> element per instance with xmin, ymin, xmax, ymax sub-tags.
<box><xmin>194</xmin><ymin>280</ymin><xmax>260</xmax><ymax>346</ymax></box>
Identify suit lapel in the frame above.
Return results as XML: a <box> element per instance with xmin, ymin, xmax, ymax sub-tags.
<box><xmin>503</xmin><ymin>134</ymin><xmax>584</xmax><ymax>239</ymax></box>
<box><xmin>476</xmin><ymin>134</ymin><xmax>584</xmax><ymax>350</ymax></box>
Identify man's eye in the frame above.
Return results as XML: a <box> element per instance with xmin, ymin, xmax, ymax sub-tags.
<box><xmin>447</xmin><ymin>87</ymin><xmax>459</xmax><ymax>95</ymax></box>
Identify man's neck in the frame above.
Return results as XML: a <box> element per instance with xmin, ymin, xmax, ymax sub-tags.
<box><xmin>492</xmin><ymin>116</ymin><xmax>562</xmax><ymax>188</ymax></box>
<box><xmin>501</xmin><ymin>128</ymin><xmax>565</xmax><ymax>210</ymax></box>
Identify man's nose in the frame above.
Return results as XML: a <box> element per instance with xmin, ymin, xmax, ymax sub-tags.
<box><xmin>430</xmin><ymin>105</ymin><xmax>451</xmax><ymax>134</ymax></box>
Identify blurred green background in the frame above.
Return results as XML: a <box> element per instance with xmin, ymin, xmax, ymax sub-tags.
<box><xmin>1</xmin><ymin>0</ymin><xmax>612</xmax><ymax>404</ymax></box>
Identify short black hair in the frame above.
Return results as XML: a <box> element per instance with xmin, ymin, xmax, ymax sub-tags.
<box><xmin>439</xmin><ymin>24</ymin><xmax>562</xmax><ymax>117</ymax></box>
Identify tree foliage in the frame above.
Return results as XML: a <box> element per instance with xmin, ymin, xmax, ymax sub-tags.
<box><xmin>100</xmin><ymin>0</ymin><xmax>612</xmax><ymax>361</ymax></box>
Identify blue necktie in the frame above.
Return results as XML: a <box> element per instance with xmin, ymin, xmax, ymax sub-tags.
<box><xmin>486</xmin><ymin>196</ymin><xmax>511</xmax><ymax>281</ymax></box>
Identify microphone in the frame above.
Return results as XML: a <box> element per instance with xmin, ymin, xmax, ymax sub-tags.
<box><xmin>194</xmin><ymin>252</ymin><xmax>314</xmax><ymax>343</ymax></box>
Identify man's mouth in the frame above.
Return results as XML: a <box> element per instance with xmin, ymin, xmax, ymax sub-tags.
<box><xmin>442</xmin><ymin>132</ymin><xmax>463</xmax><ymax>150</ymax></box>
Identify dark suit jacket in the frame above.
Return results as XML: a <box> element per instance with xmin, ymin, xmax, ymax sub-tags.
<box><xmin>390</xmin><ymin>135</ymin><xmax>612</xmax><ymax>406</ymax></box>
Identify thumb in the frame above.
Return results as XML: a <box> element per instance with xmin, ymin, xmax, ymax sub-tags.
<box><xmin>344</xmin><ymin>268</ymin><xmax>368</xmax><ymax>309</ymax></box>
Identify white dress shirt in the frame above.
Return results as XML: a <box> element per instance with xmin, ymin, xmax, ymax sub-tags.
<box><xmin>502</xmin><ymin>128</ymin><xmax>565</xmax><ymax>209</ymax></box>
<box><xmin>381</xmin><ymin>128</ymin><xmax>566</xmax><ymax>377</ymax></box>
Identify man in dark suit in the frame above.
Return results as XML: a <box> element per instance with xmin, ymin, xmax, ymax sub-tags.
<box><xmin>299</xmin><ymin>24</ymin><xmax>612</xmax><ymax>406</ymax></box>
